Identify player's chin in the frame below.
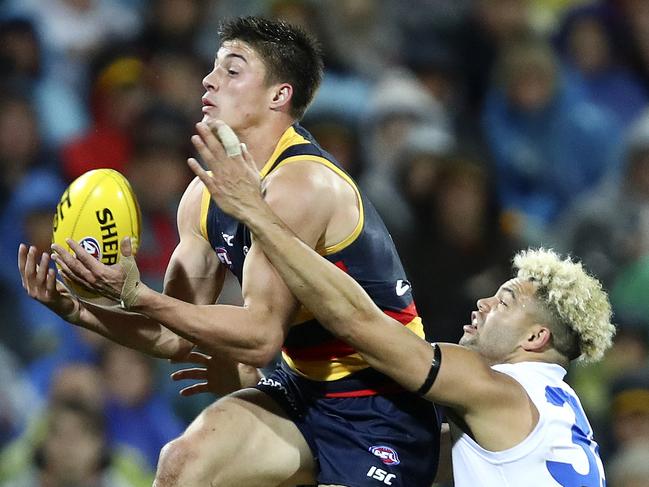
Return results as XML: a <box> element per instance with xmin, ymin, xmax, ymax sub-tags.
<box><xmin>458</xmin><ymin>334</ymin><xmax>477</xmax><ymax>348</ymax></box>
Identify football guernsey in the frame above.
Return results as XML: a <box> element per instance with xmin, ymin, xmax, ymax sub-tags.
<box><xmin>451</xmin><ymin>362</ymin><xmax>606</xmax><ymax>487</ymax></box>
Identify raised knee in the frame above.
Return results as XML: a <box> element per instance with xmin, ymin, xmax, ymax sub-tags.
<box><xmin>154</xmin><ymin>437</ymin><xmax>199</xmax><ymax>487</ymax></box>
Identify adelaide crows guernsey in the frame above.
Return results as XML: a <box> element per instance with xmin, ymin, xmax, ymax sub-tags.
<box><xmin>201</xmin><ymin>124</ymin><xmax>424</xmax><ymax>394</ymax></box>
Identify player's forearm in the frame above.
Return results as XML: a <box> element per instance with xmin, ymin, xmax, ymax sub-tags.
<box><xmin>131</xmin><ymin>287</ymin><xmax>282</xmax><ymax>367</ymax></box>
<box><xmin>75</xmin><ymin>302</ymin><xmax>193</xmax><ymax>359</ymax></box>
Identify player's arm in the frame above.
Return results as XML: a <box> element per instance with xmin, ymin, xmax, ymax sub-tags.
<box><xmin>25</xmin><ymin>179</ymin><xmax>222</xmax><ymax>359</ymax></box>
<box><xmin>239</xmin><ymin>202</ymin><xmax>535</xmax><ymax>449</ymax></box>
<box><xmin>184</xmin><ymin>124</ymin><xmax>535</xmax><ymax>448</ymax></box>
<box><xmin>53</xmin><ymin>161</ymin><xmax>334</xmax><ymax>367</ymax></box>
<box><xmin>73</xmin><ymin>178</ymin><xmax>222</xmax><ymax>357</ymax></box>
<box><xmin>127</xmin><ymin>164</ymin><xmax>333</xmax><ymax>366</ymax></box>
<box><xmin>162</xmin><ymin>177</ymin><xmax>262</xmax><ymax>394</ymax></box>
<box><xmin>19</xmin><ymin>243</ymin><xmax>192</xmax><ymax>359</ymax></box>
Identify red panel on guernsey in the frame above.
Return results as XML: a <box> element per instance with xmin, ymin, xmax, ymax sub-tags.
<box><xmin>282</xmin><ymin>302</ymin><xmax>420</xmax><ymax>361</ymax></box>
<box><xmin>383</xmin><ymin>301</ymin><xmax>418</xmax><ymax>325</ymax></box>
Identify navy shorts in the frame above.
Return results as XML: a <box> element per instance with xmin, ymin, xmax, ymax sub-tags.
<box><xmin>256</xmin><ymin>364</ymin><xmax>440</xmax><ymax>487</ymax></box>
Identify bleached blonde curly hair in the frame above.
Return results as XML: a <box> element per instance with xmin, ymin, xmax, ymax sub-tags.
<box><xmin>514</xmin><ymin>248</ymin><xmax>615</xmax><ymax>362</ymax></box>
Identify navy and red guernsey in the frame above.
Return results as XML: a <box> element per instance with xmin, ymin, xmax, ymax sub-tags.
<box><xmin>201</xmin><ymin>124</ymin><xmax>425</xmax><ymax>396</ymax></box>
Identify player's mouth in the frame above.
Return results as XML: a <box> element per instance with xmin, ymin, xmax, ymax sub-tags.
<box><xmin>463</xmin><ymin>323</ymin><xmax>477</xmax><ymax>334</ymax></box>
<box><xmin>202</xmin><ymin>97</ymin><xmax>216</xmax><ymax>113</ymax></box>
<box><xmin>463</xmin><ymin>311</ymin><xmax>480</xmax><ymax>334</ymax></box>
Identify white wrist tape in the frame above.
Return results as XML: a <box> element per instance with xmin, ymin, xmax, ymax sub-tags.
<box><xmin>120</xmin><ymin>254</ymin><xmax>141</xmax><ymax>309</ymax></box>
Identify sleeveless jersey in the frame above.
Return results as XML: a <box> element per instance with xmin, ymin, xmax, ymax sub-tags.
<box><xmin>450</xmin><ymin>362</ymin><xmax>606</xmax><ymax>487</ymax></box>
<box><xmin>201</xmin><ymin>124</ymin><xmax>425</xmax><ymax>393</ymax></box>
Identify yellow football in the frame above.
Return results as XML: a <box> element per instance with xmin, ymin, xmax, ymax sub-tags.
<box><xmin>52</xmin><ymin>168</ymin><xmax>142</xmax><ymax>299</ymax></box>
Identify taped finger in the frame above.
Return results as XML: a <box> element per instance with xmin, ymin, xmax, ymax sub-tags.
<box><xmin>215</xmin><ymin>122</ymin><xmax>242</xmax><ymax>157</ymax></box>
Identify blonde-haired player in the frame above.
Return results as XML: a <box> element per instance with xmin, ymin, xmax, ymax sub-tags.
<box><xmin>187</xmin><ymin>125</ymin><xmax>615</xmax><ymax>486</ymax></box>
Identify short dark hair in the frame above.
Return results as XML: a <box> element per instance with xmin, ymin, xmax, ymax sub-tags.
<box><xmin>218</xmin><ymin>16</ymin><xmax>323</xmax><ymax>120</ymax></box>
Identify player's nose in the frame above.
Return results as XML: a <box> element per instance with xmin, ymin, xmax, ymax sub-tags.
<box><xmin>476</xmin><ymin>297</ymin><xmax>490</xmax><ymax>312</ymax></box>
<box><xmin>202</xmin><ymin>67</ymin><xmax>219</xmax><ymax>91</ymax></box>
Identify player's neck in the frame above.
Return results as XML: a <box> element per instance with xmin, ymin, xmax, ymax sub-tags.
<box><xmin>237</xmin><ymin>116</ymin><xmax>295</xmax><ymax>172</ymax></box>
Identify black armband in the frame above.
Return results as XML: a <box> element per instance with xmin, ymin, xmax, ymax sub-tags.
<box><xmin>416</xmin><ymin>343</ymin><xmax>442</xmax><ymax>396</ymax></box>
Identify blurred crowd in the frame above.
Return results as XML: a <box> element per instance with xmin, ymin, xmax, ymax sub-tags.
<box><xmin>1</xmin><ymin>0</ymin><xmax>649</xmax><ymax>486</ymax></box>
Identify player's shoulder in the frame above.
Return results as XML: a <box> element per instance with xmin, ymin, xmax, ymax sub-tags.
<box><xmin>266</xmin><ymin>157</ymin><xmax>352</xmax><ymax>198</ymax></box>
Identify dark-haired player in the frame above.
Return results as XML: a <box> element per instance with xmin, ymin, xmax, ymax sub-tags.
<box><xmin>20</xmin><ymin>17</ymin><xmax>439</xmax><ymax>486</ymax></box>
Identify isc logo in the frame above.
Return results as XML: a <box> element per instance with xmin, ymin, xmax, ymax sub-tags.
<box><xmin>366</xmin><ymin>466</ymin><xmax>397</xmax><ymax>485</ymax></box>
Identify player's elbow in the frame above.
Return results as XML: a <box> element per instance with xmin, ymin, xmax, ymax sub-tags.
<box><xmin>164</xmin><ymin>337</ymin><xmax>195</xmax><ymax>361</ymax></box>
<box><xmin>243</xmin><ymin>339</ymin><xmax>280</xmax><ymax>368</ymax></box>
<box><xmin>242</xmin><ymin>327</ymin><xmax>284</xmax><ymax>368</ymax></box>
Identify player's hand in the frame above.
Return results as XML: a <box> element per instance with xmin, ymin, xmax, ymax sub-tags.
<box><xmin>18</xmin><ymin>243</ymin><xmax>82</xmax><ymax>322</ymax></box>
<box><xmin>187</xmin><ymin>120</ymin><xmax>263</xmax><ymax>222</ymax></box>
<box><xmin>51</xmin><ymin>237</ymin><xmax>141</xmax><ymax>307</ymax></box>
<box><xmin>171</xmin><ymin>350</ymin><xmax>261</xmax><ymax>397</ymax></box>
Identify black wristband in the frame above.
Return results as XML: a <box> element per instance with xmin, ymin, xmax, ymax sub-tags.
<box><xmin>416</xmin><ymin>343</ymin><xmax>442</xmax><ymax>396</ymax></box>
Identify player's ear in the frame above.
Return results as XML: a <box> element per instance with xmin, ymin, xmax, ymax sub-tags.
<box><xmin>521</xmin><ymin>325</ymin><xmax>552</xmax><ymax>352</ymax></box>
<box><xmin>270</xmin><ymin>83</ymin><xmax>293</xmax><ymax>111</ymax></box>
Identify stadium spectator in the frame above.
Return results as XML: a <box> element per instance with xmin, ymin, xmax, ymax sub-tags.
<box><xmin>2</xmin><ymin>400</ymin><xmax>142</xmax><ymax>487</ymax></box>
<box><xmin>556</xmin><ymin>3</ymin><xmax>648</xmax><ymax>127</ymax></box>
<box><xmin>608</xmin><ymin>368</ymin><xmax>649</xmax><ymax>459</ymax></box>
<box><xmin>483</xmin><ymin>38</ymin><xmax>622</xmax><ymax>242</ymax></box>
<box><xmin>61</xmin><ymin>54</ymin><xmax>149</xmax><ymax>181</ymax></box>
<box><xmin>0</xmin><ymin>362</ymin><xmax>152</xmax><ymax>486</ymax></box>
<box><xmin>609</xmin><ymin>441</ymin><xmax>649</xmax><ymax>487</ymax></box>
<box><xmin>3</xmin><ymin>0</ymin><xmax>141</xmax><ymax>94</ymax></box>
<box><xmin>101</xmin><ymin>343</ymin><xmax>185</xmax><ymax>470</ymax></box>
<box><xmin>555</xmin><ymin>108</ymin><xmax>649</xmax><ymax>287</ymax></box>
<box><xmin>0</xmin><ymin>18</ymin><xmax>88</xmax><ymax>147</ymax></box>
<box><xmin>359</xmin><ymin>69</ymin><xmax>448</xmax><ymax>237</ymax></box>
<box><xmin>455</xmin><ymin>0</ymin><xmax>536</xmax><ymax>114</ymax></box>
<box><xmin>398</xmin><ymin>156</ymin><xmax>519</xmax><ymax>344</ymax></box>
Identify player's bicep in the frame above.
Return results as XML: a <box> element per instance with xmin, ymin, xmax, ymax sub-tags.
<box><xmin>240</xmin><ymin>166</ymin><xmax>335</xmax><ymax>334</ymax></box>
<box><xmin>165</xmin><ymin>236</ymin><xmax>224</xmax><ymax>304</ymax></box>
<box><xmin>262</xmin><ymin>163</ymin><xmax>334</xmax><ymax>248</ymax></box>
<box><xmin>425</xmin><ymin>344</ymin><xmax>525</xmax><ymax>413</ymax></box>
<box><xmin>240</xmin><ymin>244</ymin><xmax>299</xmax><ymax>342</ymax></box>
<box><xmin>164</xmin><ymin>177</ymin><xmax>224</xmax><ymax>304</ymax></box>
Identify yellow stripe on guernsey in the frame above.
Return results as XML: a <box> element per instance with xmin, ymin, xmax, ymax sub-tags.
<box><xmin>200</xmin><ymin>126</ymin><xmax>308</xmax><ymax>237</ymax></box>
<box><xmin>259</xmin><ymin>125</ymin><xmax>309</xmax><ymax>178</ymax></box>
<box><xmin>282</xmin><ymin>317</ymin><xmax>425</xmax><ymax>382</ymax></box>
<box><xmin>199</xmin><ymin>176</ymin><xmax>212</xmax><ymax>241</ymax></box>
<box><xmin>200</xmin><ymin>124</ymin><xmax>365</xmax><ymax>254</ymax></box>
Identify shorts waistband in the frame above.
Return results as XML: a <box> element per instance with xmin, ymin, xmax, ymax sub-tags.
<box><xmin>279</xmin><ymin>360</ymin><xmax>405</xmax><ymax>398</ymax></box>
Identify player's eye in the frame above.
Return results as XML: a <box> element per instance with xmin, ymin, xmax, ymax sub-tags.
<box><xmin>499</xmin><ymin>299</ymin><xmax>508</xmax><ymax>308</ymax></box>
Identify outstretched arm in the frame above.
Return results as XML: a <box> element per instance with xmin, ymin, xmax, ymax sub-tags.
<box><xmin>20</xmin><ymin>178</ymin><xmax>223</xmax><ymax>359</ymax></box>
<box><xmin>19</xmin><ymin>242</ymin><xmax>193</xmax><ymax>359</ymax></box>
<box><xmin>189</xmin><ymin>121</ymin><xmax>536</xmax><ymax>451</ymax></box>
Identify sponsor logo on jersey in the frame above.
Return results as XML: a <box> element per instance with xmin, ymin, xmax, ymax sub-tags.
<box><xmin>366</xmin><ymin>466</ymin><xmax>397</xmax><ymax>485</ymax></box>
<box><xmin>215</xmin><ymin>247</ymin><xmax>233</xmax><ymax>266</ymax></box>
<box><xmin>222</xmin><ymin>233</ymin><xmax>235</xmax><ymax>246</ymax></box>
<box><xmin>395</xmin><ymin>279</ymin><xmax>410</xmax><ymax>297</ymax></box>
<box><xmin>369</xmin><ymin>445</ymin><xmax>400</xmax><ymax>466</ymax></box>
<box><xmin>257</xmin><ymin>377</ymin><xmax>299</xmax><ymax>414</ymax></box>
<box><xmin>79</xmin><ymin>237</ymin><xmax>102</xmax><ymax>260</ymax></box>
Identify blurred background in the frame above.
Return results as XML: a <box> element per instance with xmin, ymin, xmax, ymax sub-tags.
<box><xmin>1</xmin><ymin>0</ymin><xmax>649</xmax><ymax>486</ymax></box>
